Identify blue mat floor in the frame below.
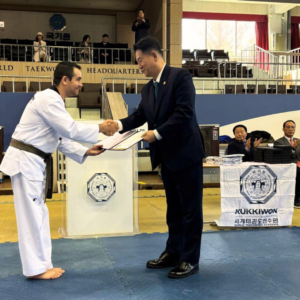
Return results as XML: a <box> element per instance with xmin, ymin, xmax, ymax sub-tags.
<box><xmin>1</xmin><ymin>228</ymin><xmax>300</xmax><ymax>300</ymax></box>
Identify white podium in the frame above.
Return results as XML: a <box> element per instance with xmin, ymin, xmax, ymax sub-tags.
<box><xmin>60</xmin><ymin>120</ymin><xmax>139</xmax><ymax>237</ymax></box>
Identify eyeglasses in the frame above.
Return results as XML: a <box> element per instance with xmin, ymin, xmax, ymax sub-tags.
<box><xmin>285</xmin><ymin>126</ymin><xmax>296</xmax><ymax>129</ymax></box>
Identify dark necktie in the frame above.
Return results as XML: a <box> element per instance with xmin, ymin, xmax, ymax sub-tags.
<box><xmin>154</xmin><ymin>81</ymin><xmax>159</xmax><ymax>98</ymax></box>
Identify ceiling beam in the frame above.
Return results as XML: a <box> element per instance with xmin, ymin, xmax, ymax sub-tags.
<box><xmin>274</xmin><ymin>4</ymin><xmax>297</xmax><ymax>14</ymax></box>
<box><xmin>0</xmin><ymin>4</ymin><xmax>130</xmax><ymax>15</ymax></box>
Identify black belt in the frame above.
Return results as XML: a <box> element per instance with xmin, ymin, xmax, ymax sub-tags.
<box><xmin>10</xmin><ymin>139</ymin><xmax>53</xmax><ymax>202</ymax></box>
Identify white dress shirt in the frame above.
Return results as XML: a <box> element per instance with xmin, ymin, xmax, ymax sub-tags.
<box><xmin>117</xmin><ymin>64</ymin><xmax>166</xmax><ymax>140</ymax></box>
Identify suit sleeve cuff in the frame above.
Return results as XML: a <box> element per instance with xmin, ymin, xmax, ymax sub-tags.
<box><xmin>116</xmin><ymin>120</ymin><xmax>123</xmax><ymax>132</ymax></box>
<box><xmin>154</xmin><ymin>130</ymin><xmax>162</xmax><ymax>140</ymax></box>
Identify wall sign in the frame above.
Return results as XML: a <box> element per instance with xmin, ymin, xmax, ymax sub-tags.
<box><xmin>50</xmin><ymin>14</ymin><xmax>66</xmax><ymax>32</ymax></box>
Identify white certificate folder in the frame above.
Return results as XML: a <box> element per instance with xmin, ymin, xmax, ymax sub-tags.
<box><xmin>96</xmin><ymin>130</ymin><xmax>144</xmax><ymax>151</ymax></box>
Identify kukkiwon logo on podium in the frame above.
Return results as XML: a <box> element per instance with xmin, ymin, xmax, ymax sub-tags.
<box><xmin>240</xmin><ymin>165</ymin><xmax>277</xmax><ymax>204</ymax></box>
<box><xmin>87</xmin><ymin>173</ymin><xmax>116</xmax><ymax>202</ymax></box>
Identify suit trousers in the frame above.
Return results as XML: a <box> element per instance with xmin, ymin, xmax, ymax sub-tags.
<box><xmin>11</xmin><ymin>173</ymin><xmax>53</xmax><ymax>276</ymax></box>
<box><xmin>161</xmin><ymin>161</ymin><xmax>203</xmax><ymax>265</ymax></box>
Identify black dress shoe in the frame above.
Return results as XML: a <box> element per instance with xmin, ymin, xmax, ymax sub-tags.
<box><xmin>168</xmin><ymin>262</ymin><xmax>199</xmax><ymax>279</ymax></box>
<box><xmin>146</xmin><ymin>252</ymin><xmax>179</xmax><ymax>269</ymax></box>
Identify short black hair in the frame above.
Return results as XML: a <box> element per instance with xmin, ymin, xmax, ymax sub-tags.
<box><xmin>82</xmin><ymin>35</ymin><xmax>90</xmax><ymax>42</ymax></box>
<box><xmin>102</xmin><ymin>34</ymin><xmax>109</xmax><ymax>38</ymax></box>
<box><xmin>133</xmin><ymin>36</ymin><xmax>163</xmax><ymax>56</ymax></box>
<box><xmin>233</xmin><ymin>124</ymin><xmax>247</xmax><ymax>134</ymax></box>
<box><xmin>138</xmin><ymin>9</ymin><xmax>145</xmax><ymax>13</ymax></box>
<box><xmin>53</xmin><ymin>62</ymin><xmax>81</xmax><ymax>86</ymax></box>
<box><xmin>283</xmin><ymin>120</ymin><xmax>296</xmax><ymax>128</ymax></box>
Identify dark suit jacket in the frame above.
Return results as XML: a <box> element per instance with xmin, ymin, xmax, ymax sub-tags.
<box><xmin>120</xmin><ymin>64</ymin><xmax>205</xmax><ymax>171</ymax></box>
<box><xmin>227</xmin><ymin>139</ymin><xmax>254</xmax><ymax>161</ymax></box>
<box><xmin>274</xmin><ymin>136</ymin><xmax>298</xmax><ymax>163</ymax></box>
<box><xmin>98</xmin><ymin>42</ymin><xmax>113</xmax><ymax>48</ymax></box>
<box><xmin>132</xmin><ymin>19</ymin><xmax>150</xmax><ymax>43</ymax></box>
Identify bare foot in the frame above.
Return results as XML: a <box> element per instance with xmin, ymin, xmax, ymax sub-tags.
<box><xmin>49</xmin><ymin>267</ymin><xmax>65</xmax><ymax>274</ymax></box>
<box><xmin>27</xmin><ymin>269</ymin><xmax>63</xmax><ymax>280</ymax></box>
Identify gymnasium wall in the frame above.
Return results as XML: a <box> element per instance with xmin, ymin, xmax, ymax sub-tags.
<box><xmin>122</xmin><ymin>94</ymin><xmax>300</xmax><ymax>141</ymax></box>
<box><xmin>0</xmin><ymin>62</ymin><xmax>145</xmax><ymax>83</ymax></box>
<box><xmin>0</xmin><ymin>10</ymin><xmax>117</xmax><ymax>43</ymax></box>
<box><xmin>183</xmin><ymin>0</ymin><xmax>268</xmax><ymax>15</ymax></box>
<box><xmin>2</xmin><ymin>93</ymin><xmax>300</xmax><ymax>151</ymax></box>
<box><xmin>0</xmin><ymin>93</ymin><xmax>33</xmax><ymax>151</ymax></box>
<box><xmin>291</xmin><ymin>7</ymin><xmax>300</xmax><ymax>16</ymax></box>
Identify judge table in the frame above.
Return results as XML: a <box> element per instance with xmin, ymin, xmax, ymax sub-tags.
<box><xmin>216</xmin><ymin>162</ymin><xmax>296</xmax><ymax>227</ymax></box>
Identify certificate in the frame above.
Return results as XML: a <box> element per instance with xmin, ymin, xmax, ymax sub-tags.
<box><xmin>96</xmin><ymin>130</ymin><xmax>144</xmax><ymax>151</ymax></box>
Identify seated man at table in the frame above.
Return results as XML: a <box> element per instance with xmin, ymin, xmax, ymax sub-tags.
<box><xmin>274</xmin><ymin>120</ymin><xmax>300</xmax><ymax>208</ymax></box>
<box><xmin>227</xmin><ymin>124</ymin><xmax>262</xmax><ymax>162</ymax></box>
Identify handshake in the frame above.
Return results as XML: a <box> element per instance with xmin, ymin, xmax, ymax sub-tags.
<box><xmin>99</xmin><ymin>119</ymin><xmax>119</xmax><ymax>136</ymax></box>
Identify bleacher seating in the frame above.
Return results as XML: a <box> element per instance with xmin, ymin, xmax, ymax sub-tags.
<box><xmin>131</xmin><ymin>83</ymin><xmax>146</xmax><ymax>94</ymax></box>
<box><xmin>77</xmin><ymin>83</ymin><xmax>102</xmax><ymax>117</ymax></box>
<box><xmin>182</xmin><ymin>49</ymin><xmax>195</xmax><ymax>61</ymax></box>
<box><xmin>289</xmin><ymin>85</ymin><xmax>299</xmax><ymax>94</ymax></box>
<box><xmin>224</xmin><ymin>84</ymin><xmax>245</xmax><ymax>94</ymax></box>
<box><xmin>182</xmin><ymin>61</ymin><xmax>216</xmax><ymax>78</ymax></box>
<box><xmin>247</xmin><ymin>84</ymin><xmax>267</xmax><ymax>94</ymax></box>
<box><xmin>1</xmin><ymin>81</ymin><xmax>26</xmax><ymax>92</ymax></box>
<box><xmin>211</xmin><ymin>50</ymin><xmax>229</xmax><ymax>61</ymax></box>
<box><xmin>106</xmin><ymin>83</ymin><xmax>129</xmax><ymax>93</ymax></box>
<box><xmin>268</xmin><ymin>85</ymin><xmax>287</xmax><ymax>94</ymax></box>
<box><xmin>194</xmin><ymin>49</ymin><xmax>211</xmax><ymax>61</ymax></box>
<box><xmin>29</xmin><ymin>81</ymin><xmax>52</xmax><ymax>92</ymax></box>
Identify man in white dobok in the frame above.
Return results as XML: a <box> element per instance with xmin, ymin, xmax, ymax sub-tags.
<box><xmin>0</xmin><ymin>62</ymin><xmax>118</xmax><ymax>280</ymax></box>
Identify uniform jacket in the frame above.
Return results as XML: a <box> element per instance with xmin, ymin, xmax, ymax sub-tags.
<box><xmin>0</xmin><ymin>88</ymin><xmax>99</xmax><ymax>181</ymax></box>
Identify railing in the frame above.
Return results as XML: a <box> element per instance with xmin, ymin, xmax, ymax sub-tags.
<box><xmin>241</xmin><ymin>44</ymin><xmax>279</xmax><ymax>72</ymax></box>
<box><xmin>101</xmin><ymin>76</ymin><xmax>300</xmax><ymax>95</ymax></box>
<box><xmin>0</xmin><ymin>75</ymin><xmax>53</xmax><ymax>92</ymax></box>
<box><xmin>192</xmin><ymin>78</ymin><xmax>300</xmax><ymax>94</ymax></box>
<box><xmin>216</xmin><ymin>61</ymin><xmax>300</xmax><ymax>80</ymax></box>
<box><xmin>0</xmin><ymin>43</ymin><xmax>169</xmax><ymax>65</ymax></box>
<box><xmin>101</xmin><ymin>77</ymin><xmax>151</xmax><ymax>119</ymax></box>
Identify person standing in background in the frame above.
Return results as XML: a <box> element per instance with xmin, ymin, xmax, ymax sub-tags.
<box><xmin>132</xmin><ymin>9</ymin><xmax>150</xmax><ymax>44</ymax></box>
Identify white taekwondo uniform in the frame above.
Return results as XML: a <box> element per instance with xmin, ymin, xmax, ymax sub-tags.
<box><xmin>0</xmin><ymin>87</ymin><xmax>99</xmax><ymax>276</ymax></box>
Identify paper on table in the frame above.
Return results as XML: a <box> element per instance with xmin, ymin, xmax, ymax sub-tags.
<box><xmin>96</xmin><ymin>130</ymin><xmax>144</xmax><ymax>151</ymax></box>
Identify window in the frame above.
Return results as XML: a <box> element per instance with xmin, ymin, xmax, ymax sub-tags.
<box><xmin>237</xmin><ymin>21</ymin><xmax>256</xmax><ymax>59</ymax></box>
<box><xmin>182</xmin><ymin>19</ymin><xmax>205</xmax><ymax>50</ymax></box>
<box><xmin>207</xmin><ymin>20</ymin><xmax>235</xmax><ymax>58</ymax></box>
<box><xmin>182</xmin><ymin>19</ymin><xmax>256</xmax><ymax>60</ymax></box>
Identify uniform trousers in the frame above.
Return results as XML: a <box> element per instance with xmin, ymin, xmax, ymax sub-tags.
<box><xmin>11</xmin><ymin>173</ymin><xmax>53</xmax><ymax>276</ymax></box>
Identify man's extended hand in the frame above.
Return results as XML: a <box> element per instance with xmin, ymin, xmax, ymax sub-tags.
<box><xmin>142</xmin><ymin>130</ymin><xmax>156</xmax><ymax>143</ymax></box>
<box><xmin>99</xmin><ymin>120</ymin><xmax>119</xmax><ymax>136</ymax></box>
<box><xmin>245</xmin><ymin>138</ymin><xmax>251</xmax><ymax>150</ymax></box>
<box><xmin>85</xmin><ymin>145</ymin><xmax>105</xmax><ymax>156</ymax></box>
<box><xmin>294</xmin><ymin>139</ymin><xmax>300</xmax><ymax>149</ymax></box>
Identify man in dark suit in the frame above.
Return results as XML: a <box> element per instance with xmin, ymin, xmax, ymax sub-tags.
<box><xmin>274</xmin><ymin>120</ymin><xmax>300</xmax><ymax>208</ymax></box>
<box><xmin>108</xmin><ymin>36</ymin><xmax>205</xmax><ymax>279</ymax></box>
<box><xmin>132</xmin><ymin>9</ymin><xmax>150</xmax><ymax>43</ymax></box>
<box><xmin>227</xmin><ymin>124</ymin><xmax>262</xmax><ymax>161</ymax></box>
<box><xmin>99</xmin><ymin>34</ymin><xmax>112</xmax><ymax>64</ymax></box>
